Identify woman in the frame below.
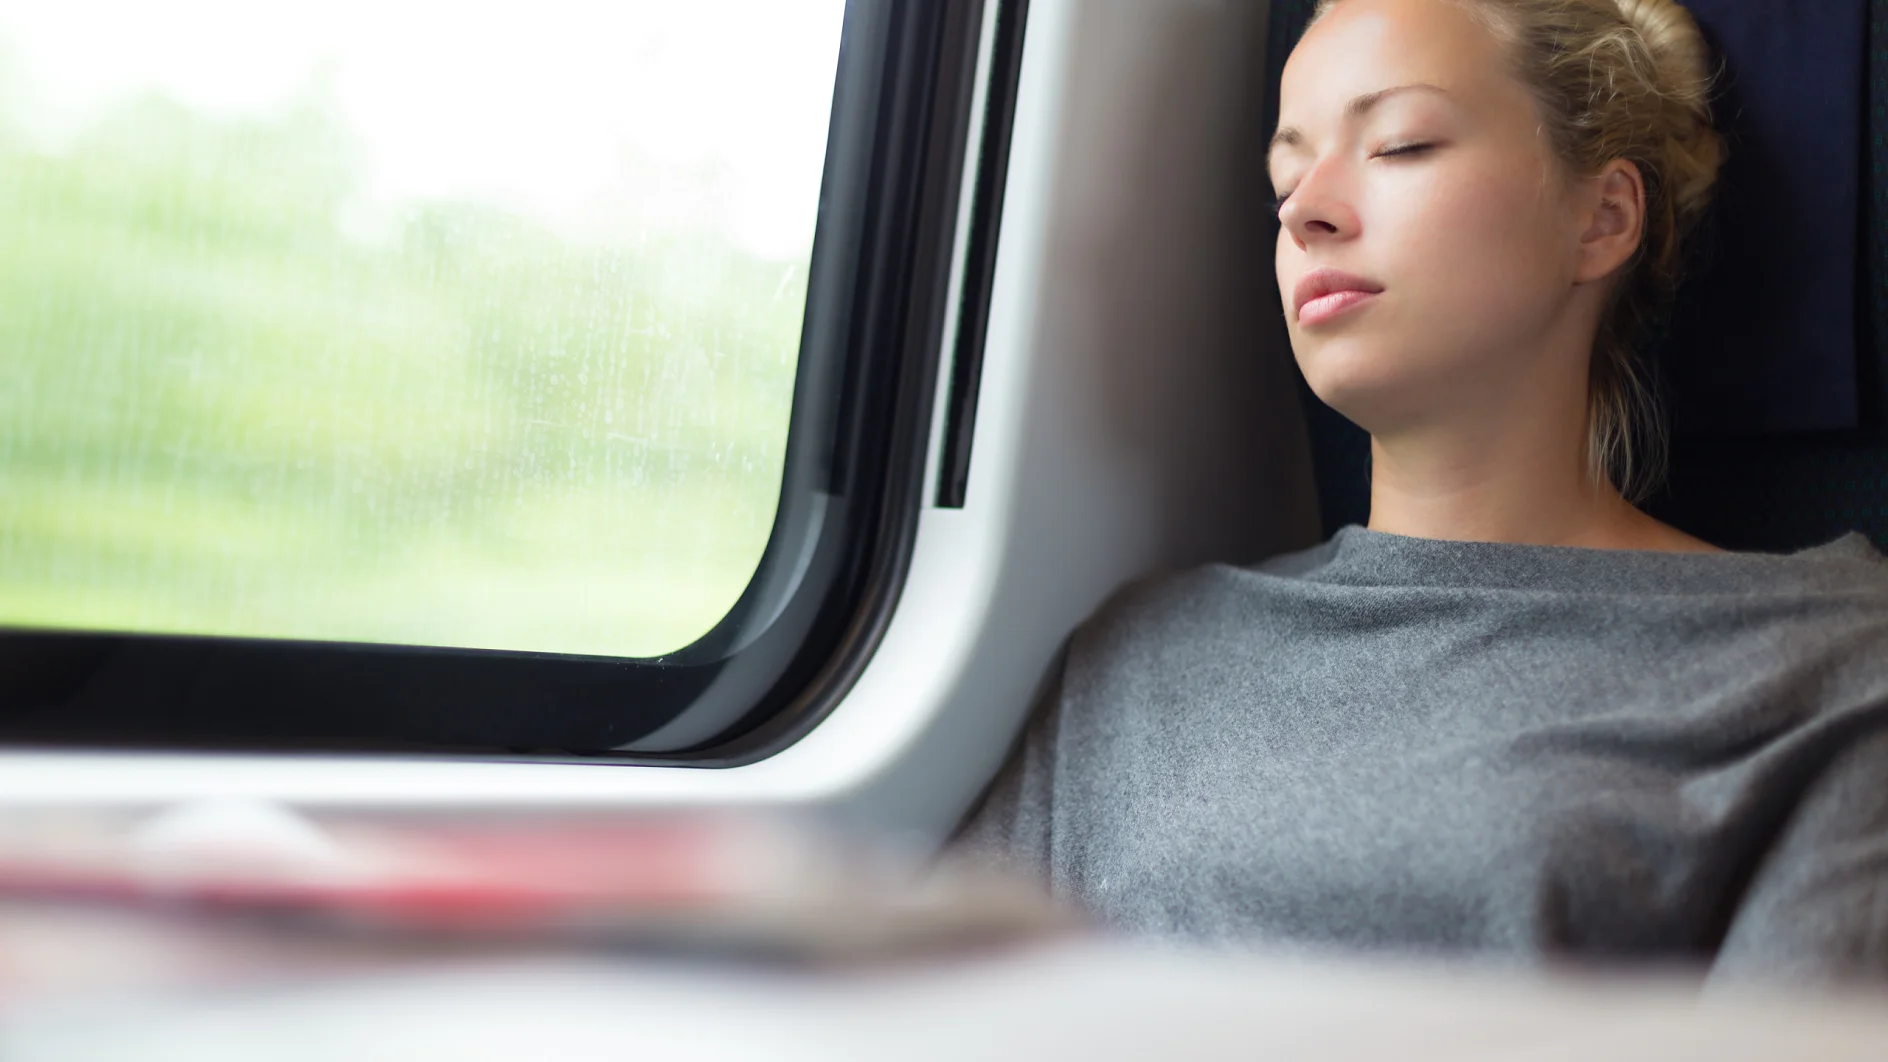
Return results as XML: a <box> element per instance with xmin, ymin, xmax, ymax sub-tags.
<box><xmin>960</xmin><ymin>0</ymin><xmax>1888</xmax><ymax>983</ymax></box>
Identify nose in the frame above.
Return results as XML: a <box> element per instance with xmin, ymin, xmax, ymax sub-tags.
<box><xmin>1276</xmin><ymin>161</ymin><xmax>1357</xmax><ymax>249</ymax></box>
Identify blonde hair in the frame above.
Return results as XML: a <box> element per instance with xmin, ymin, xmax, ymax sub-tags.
<box><xmin>1309</xmin><ymin>0</ymin><xmax>1725</xmax><ymax>501</ymax></box>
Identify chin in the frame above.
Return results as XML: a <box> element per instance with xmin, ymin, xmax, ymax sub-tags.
<box><xmin>1293</xmin><ymin>338</ymin><xmax>1414</xmax><ymax>429</ymax></box>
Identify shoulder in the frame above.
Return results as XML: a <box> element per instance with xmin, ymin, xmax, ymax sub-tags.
<box><xmin>1786</xmin><ymin>532</ymin><xmax>1888</xmax><ymax>586</ymax></box>
<box><xmin>1725</xmin><ymin>535</ymin><xmax>1888</xmax><ymax>656</ymax></box>
<box><xmin>1082</xmin><ymin>538</ymin><xmax>1331</xmax><ymax>641</ymax></box>
<box><xmin>1062</xmin><ymin>537</ymin><xmax>1339</xmax><ymax>692</ymax></box>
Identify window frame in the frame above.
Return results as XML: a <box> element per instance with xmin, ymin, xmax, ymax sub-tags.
<box><xmin>0</xmin><ymin>0</ymin><xmax>999</xmax><ymax>760</ymax></box>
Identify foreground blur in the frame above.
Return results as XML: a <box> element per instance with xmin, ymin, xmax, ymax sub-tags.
<box><xmin>1</xmin><ymin>802</ymin><xmax>1886</xmax><ymax>1061</ymax></box>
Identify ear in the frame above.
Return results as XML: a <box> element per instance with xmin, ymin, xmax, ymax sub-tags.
<box><xmin>1573</xmin><ymin>159</ymin><xmax>1645</xmax><ymax>285</ymax></box>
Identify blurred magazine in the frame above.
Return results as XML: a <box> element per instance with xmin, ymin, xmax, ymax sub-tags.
<box><xmin>0</xmin><ymin>802</ymin><xmax>1077</xmax><ymax>999</ymax></box>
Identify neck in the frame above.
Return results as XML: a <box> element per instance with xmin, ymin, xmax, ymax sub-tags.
<box><xmin>1363</xmin><ymin>398</ymin><xmax>1703</xmax><ymax>552</ymax></box>
<box><xmin>1366</xmin><ymin>436</ymin><xmax>1618</xmax><ymax>547</ymax></box>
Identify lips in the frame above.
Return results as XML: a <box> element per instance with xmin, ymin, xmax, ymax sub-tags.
<box><xmin>1293</xmin><ymin>268</ymin><xmax>1385</xmax><ymax>326</ymax></box>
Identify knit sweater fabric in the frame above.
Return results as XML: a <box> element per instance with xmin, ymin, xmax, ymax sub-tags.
<box><xmin>959</xmin><ymin>527</ymin><xmax>1888</xmax><ymax>981</ymax></box>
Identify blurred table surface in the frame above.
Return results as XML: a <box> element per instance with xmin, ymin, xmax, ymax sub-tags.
<box><xmin>5</xmin><ymin>909</ymin><xmax>1888</xmax><ymax>1062</ymax></box>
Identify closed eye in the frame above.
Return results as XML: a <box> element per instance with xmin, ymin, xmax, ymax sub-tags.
<box><xmin>1273</xmin><ymin>143</ymin><xmax>1436</xmax><ymax>217</ymax></box>
<box><xmin>1273</xmin><ymin>144</ymin><xmax>1437</xmax><ymax>219</ymax></box>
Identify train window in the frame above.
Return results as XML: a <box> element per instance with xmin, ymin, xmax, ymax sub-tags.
<box><xmin>0</xmin><ymin>0</ymin><xmax>1000</xmax><ymax>756</ymax></box>
<box><xmin>0</xmin><ymin>1</ymin><xmax>839</xmax><ymax>659</ymax></box>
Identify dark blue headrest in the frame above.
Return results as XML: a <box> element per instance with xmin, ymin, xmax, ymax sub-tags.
<box><xmin>1659</xmin><ymin>0</ymin><xmax>1870</xmax><ymax>435</ymax></box>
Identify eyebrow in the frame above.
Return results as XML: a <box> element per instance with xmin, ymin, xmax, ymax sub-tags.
<box><xmin>1269</xmin><ymin>82</ymin><xmax>1451</xmax><ymax>155</ymax></box>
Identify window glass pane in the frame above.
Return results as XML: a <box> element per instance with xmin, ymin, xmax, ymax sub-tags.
<box><xmin>0</xmin><ymin>1</ymin><xmax>845</xmax><ymax>658</ymax></box>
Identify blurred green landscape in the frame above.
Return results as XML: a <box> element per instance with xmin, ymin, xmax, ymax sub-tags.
<box><xmin>0</xmin><ymin>78</ymin><xmax>808</xmax><ymax>657</ymax></box>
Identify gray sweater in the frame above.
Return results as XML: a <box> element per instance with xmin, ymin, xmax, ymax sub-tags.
<box><xmin>959</xmin><ymin>527</ymin><xmax>1888</xmax><ymax>981</ymax></box>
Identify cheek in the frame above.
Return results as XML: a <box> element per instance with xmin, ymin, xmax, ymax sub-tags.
<box><xmin>1382</xmin><ymin>163</ymin><xmax>1569</xmax><ymax>333</ymax></box>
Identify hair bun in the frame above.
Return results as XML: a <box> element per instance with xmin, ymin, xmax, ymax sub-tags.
<box><xmin>1612</xmin><ymin>0</ymin><xmax>1725</xmax><ymax>229</ymax></box>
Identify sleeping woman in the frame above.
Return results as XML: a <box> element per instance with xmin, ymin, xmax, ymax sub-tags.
<box><xmin>959</xmin><ymin>0</ymin><xmax>1888</xmax><ymax>982</ymax></box>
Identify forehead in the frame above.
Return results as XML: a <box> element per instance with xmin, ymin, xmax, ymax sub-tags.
<box><xmin>1277</xmin><ymin>0</ymin><xmax>1514</xmax><ymax>126</ymax></box>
